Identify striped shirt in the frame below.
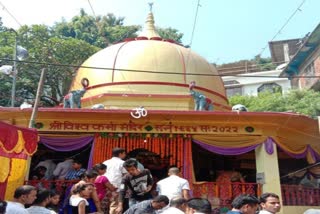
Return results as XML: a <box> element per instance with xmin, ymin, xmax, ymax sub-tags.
<box><xmin>65</xmin><ymin>168</ymin><xmax>85</xmax><ymax>180</ymax></box>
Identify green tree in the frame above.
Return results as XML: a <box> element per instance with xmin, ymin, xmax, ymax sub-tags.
<box><xmin>0</xmin><ymin>22</ymin><xmax>20</xmax><ymax>106</ymax></box>
<box><xmin>254</xmin><ymin>55</ymin><xmax>276</xmax><ymax>71</ymax></box>
<box><xmin>52</xmin><ymin>10</ymin><xmax>184</xmax><ymax>47</ymax></box>
<box><xmin>156</xmin><ymin>27</ymin><xmax>184</xmax><ymax>43</ymax></box>
<box><xmin>0</xmin><ymin>17</ymin><xmax>6</xmax><ymax>32</ymax></box>
<box><xmin>217</xmin><ymin>56</ymin><xmax>277</xmax><ymax>72</ymax></box>
<box><xmin>52</xmin><ymin>9</ymin><xmax>140</xmax><ymax>48</ymax></box>
<box><xmin>229</xmin><ymin>89</ymin><xmax>320</xmax><ymax>119</ymax></box>
<box><xmin>0</xmin><ymin>24</ymin><xmax>99</xmax><ymax>106</ymax></box>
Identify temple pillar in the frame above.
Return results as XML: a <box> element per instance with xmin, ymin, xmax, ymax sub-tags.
<box><xmin>255</xmin><ymin>142</ymin><xmax>282</xmax><ymax>202</ymax></box>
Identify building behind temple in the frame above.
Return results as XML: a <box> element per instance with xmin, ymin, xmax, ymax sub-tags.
<box><xmin>221</xmin><ymin>38</ymin><xmax>304</xmax><ymax>97</ymax></box>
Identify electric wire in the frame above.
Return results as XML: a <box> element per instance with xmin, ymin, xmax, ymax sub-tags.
<box><xmin>0</xmin><ymin>1</ymin><xmax>22</xmax><ymax>27</ymax></box>
<box><xmin>0</xmin><ymin>1</ymin><xmax>307</xmax><ymax>79</ymax></box>
<box><xmin>257</xmin><ymin>0</ymin><xmax>307</xmax><ymax>57</ymax></box>
<box><xmin>86</xmin><ymin>0</ymin><xmax>131</xmax><ymax>46</ymax></box>
<box><xmin>217</xmin><ymin>61</ymin><xmax>286</xmax><ymax>71</ymax></box>
<box><xmin>87</xmin><ymin>0</ymin><xmax>97</xmax><ymax>19</ymax></box>
<box><xmin>189</xmin><ymin>0</ymin><xmax>201</xmax><ymax>48</ymax></box>
<box><xmin>86</xmin><ymin>0</ymin><xmax>108</xmax><ymax>46</ymax></box>
<box><xmin>185</xmin><ymin>0</ymin><xmax>201</xmax><ymax>70</ymax></box>
<box><xmin>280</xmin><ymin>161</ymin><xmax>320</xmax><ymax>179</ymax></box>
<box><xmin>0</xmin><ymin>58</ymin><xmax>314</xmax><ymax>79</ymax></box>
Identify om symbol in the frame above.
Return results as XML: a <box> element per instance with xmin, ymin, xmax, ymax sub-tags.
<box><xmin>130</xmin><ymin>106</ymin><xmax>148</xmax><ymax>119</ymax></box>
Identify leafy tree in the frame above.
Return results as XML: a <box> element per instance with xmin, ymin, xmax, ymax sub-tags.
<box><xmin>52</xmin><ymin>9</ymin><xmax>140</xmax><ymax>48</ymax></box>
<box><xmin>217</xmin><ymin>56</ymin><xmax>277</xmax><ymax>72</ymax></box>
<box><xmin>254</xmin><ymin>55</ymin><xmax>277</xmax><ymax>71</ymax></box>
<box><xmin>156</xmin><ymin>27</ymin><xmax>184</xmax><ymax>43</ymax></box>
<box><xmin>0</xmin><ymin>24</ymin><xmax>19</xmax><ymax>106</ymax></box>
<box><xmin>0</xmin><ymin>24</ymin><xmax>99</xmax><ymax>106</ymax></box>
<box><xmin>229</xmin><ymin>89</ymin><xmax>320</xmax><ymax>119</ymax></box>
<box><xmin>0</xmin><ymin>17</ymin><xmax>7</xmax><ymax>32</ymax></box>
<box><xmin>52</xmin><ymin>10</ymin><xmax>184</xmax><ymax>47</ymax></box>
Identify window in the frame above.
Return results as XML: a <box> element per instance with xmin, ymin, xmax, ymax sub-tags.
<box><xmin>305</xmin><ymin>62</ymin><xmax>315</xmax><ymax>76</ymax></box>
<box><xmin>223</xmin><ymin>80</ymin><xmax>240</xmax><ymax>86</ymax></box>
<box><xmin>226</xmin><ymin>86</ymin><xmax>242</xmax><ymax>97</ymax></box>
<box><xmin>257</xmin><ymin>83</ymin><xmax>282</xmax><ymax>94</ymax></box>
<box><xmin>304</xmin><ymin>62</ymin><xmax>315</xmax><ymax>87</ymax></box>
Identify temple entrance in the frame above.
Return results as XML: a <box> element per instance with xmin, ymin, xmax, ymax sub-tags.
<box><xmin>192</xmin><ymin>143</ymin><xmax>257</xmax><ymax>183</ymax></box>
<box><xmin>127</xmin><ymin>148</ymin><xmax>170</xmax><ymax>181</ymax></box>
<box><xmin>277</xmin><ymin>149</ymin><xmax>320</xmax><ymax>206</ymax></box>
<box><xmin>278</xmin><ymin>150</ymin><xmax>309</xmax><ymax>185</ymax></box>
<box><xmin>29</xmin><ymin>143</ymin><xmax>92</xmax><ymax>180</ymax></box>
<box><xmin>92</xmin><ymin>134</ymin><xmax>189</xmax><ymax>176</ymax></box>
<box><xmin>191</xmin><ymin>142</ymin><xmax>258</xmax><ymax>208</ymax></box>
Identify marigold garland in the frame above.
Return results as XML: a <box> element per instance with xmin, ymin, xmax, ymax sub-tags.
<box><xmin>98</xmin><ymin>132</ymin><xmax>191</xmax><ymax>139</ymax></box>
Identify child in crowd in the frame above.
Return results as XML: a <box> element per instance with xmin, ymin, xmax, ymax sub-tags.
<box><xmin>69</xmin><ymin>183</ymin><xmax>93</xmax><ymax>214</ymax></box>
<box><xmin>94</xmin><ymin>163</ymin><xmax>117</xmax><ymax>213</ymax></box>
<box><xmin>72</xmin><ymin>170</ymin><xmax>102</xmax><ymax>213</ymax></box>
<box><xmin>47</xmin><ymin>191</ymin><xmax>60</xmax><ymax>213</ymax></box>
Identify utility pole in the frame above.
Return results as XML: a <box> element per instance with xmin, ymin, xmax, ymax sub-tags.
<box><xmin>11</xmin><ymin>32</ymin><xmax>17</xmax><ymax>107</ymax></box>
<box><xmin>25</xmin><ymin>68</ymin><xmax>45</xmax><ymax>181</ymax></box>
<box><xmin>9</xmin><ymin>29</ymin><xmax>28</xmax><ymax>107</ymax></box>
<box><xmin>245</xmin><ymin>60</ymin><xmax>248</xmax><ymax>73</ymax></box>
<box><xmin>29</xmin><ymin>68</ymin><xmax>46</xmax><ymax>128</ymax></box>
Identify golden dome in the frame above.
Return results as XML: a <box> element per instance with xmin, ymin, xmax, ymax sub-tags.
<box><xmin>70</xmin><ymin>12</ymin><xmax>229</xmax><ymax>111</ymax></box>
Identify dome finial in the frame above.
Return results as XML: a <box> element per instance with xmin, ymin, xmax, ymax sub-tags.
<box><xmin>148</xmin><ymin>2</ymin><xmax>153</xmax><ymax>12</ymax></box>
<box><xmin>138</xmin><ymin>2</ymin><xmax>161</xmax><ymax>38</ymax></box>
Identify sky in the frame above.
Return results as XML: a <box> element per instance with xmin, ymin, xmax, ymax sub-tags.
<box><xmin>0</xmin><ymin>0</ymin><xmax>319</xmax><ymax>64</ymax></box>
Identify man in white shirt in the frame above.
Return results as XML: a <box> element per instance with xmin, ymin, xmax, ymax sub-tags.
<box><xmin>6</xmin><ymin>185</ymin><xmax>37</xmax><ymax>214</ymax></box>
<box><xmin>156</xmin><ymin>167</ymin><xmax>190</xmax><ymax>200</ymax></box>
<box><xmin>259</xmin><ymin>193</ymin><xmax>281</xmax><ymax>214</ymax></box>
<box><xmin>103</xmin><ymin>147</ymin><xmax>127</xmax><ymax>214</ymax></box>
<box><xmin>161</xmin><ymin>197</ymin><xmax>186</xmax><ymax>214</ymax></box>
<box><xmin>35</xmin><ymin>159</ymin><xmax>56</xmax><ymax>179</ymax></box>
<box><xmin>304</xmin><ymin>209</ymin><xmax>320</xmax><ymax>214</ymax></box>
<box><xmin>52</xmin><ymin>158</ymin><xmax>73</xmax><ymax>179</ymax></box>
<box><xmin>27</xmin><ymin>188</ymin><xmax>56</xmax><ymax>214</ymax></box>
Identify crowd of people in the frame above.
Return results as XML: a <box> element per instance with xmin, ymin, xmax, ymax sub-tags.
<box><xmin>0</xmin><ymin>147</ymin><xmax>317</xmax><ymax>214</ymax></box>
<box><xmin>1</xmin><ymin>147</ymin><xmax>193</xmax><ymax>214</ymax></box>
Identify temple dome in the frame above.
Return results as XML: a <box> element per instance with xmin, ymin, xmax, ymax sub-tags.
<box><xmin>70</xmin><ymin>12</ymin><xmax>229</xmax><ymax>111</ymax></box>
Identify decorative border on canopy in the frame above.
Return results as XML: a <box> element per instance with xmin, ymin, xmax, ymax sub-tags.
<box><xmin>0</xmin><ymin>122</ymin><xmax>38</xmax><ymax>156</ymax></box>
<box><xmin>192</xmin><ymin>135</ymin><xmax>320</xmax><ymax>163</ymax></box>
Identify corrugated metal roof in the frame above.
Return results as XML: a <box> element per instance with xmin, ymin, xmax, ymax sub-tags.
<box><xmin>281</xmin><ymin>23</ymin><xmax>320</xmax><ymax>77</ymax></box>
<box><xmin>268</xmin><ymin>38</ymin><xmax>301</xmax><ymax>64</ymax></box>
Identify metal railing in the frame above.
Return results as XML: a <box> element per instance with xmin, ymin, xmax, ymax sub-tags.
<box><xmin>192</xmin><ymin>182</ymin><xmax>261</xmax><ymax>208</ymax></box>
<box><xmin>281</xmin><ymin>184</ymin><xmax>320</xmax><ymax>206</ymax></box>
<box><xmin>26</xmin><ymin>180</ymin><xmax>319</xmax><ymax>207</ymax></box>
<box><xmin>25</xmin><ymin>179</ymin><xmax>77</xmax><ymax>193</ymax></box>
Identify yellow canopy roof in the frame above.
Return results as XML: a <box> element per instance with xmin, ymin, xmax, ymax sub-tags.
<box><xmin>0</xmin><ymin>108</ymin><xmax>318</xmax><ymax>156</ymax></box>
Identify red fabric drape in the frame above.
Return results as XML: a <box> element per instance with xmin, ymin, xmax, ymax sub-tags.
<box><xmin>0</xmin><ymin>123</ymin><xmax>18</xmax><ymax>152</ymax></box>
<box><xmin>0</xmin><ymin>121</ymin><xmax>38</xmax><ymax>155</ymax></box>
<box><xmin>22</xmin><ymin>129</ymin><xmax>38</xmax><ymax>155</ymax></box>
<box><xmin>93</xmin><ymin>135</ymin><xmax>187</xmax><ymax>173</ymax></box>
<box><xmin>183</xmin><ymin>137</ymin><xmax>194</xmax><ymax>185</ymax></box>
<box><xmin>0</xmin><ymin>122</ymin><xmax>38</xmax><ymax>199</ymax></box>
<box><xmin>0</xmin><ymin>181</ymin><xmax>7</xmax><ymax>200</ymax></box>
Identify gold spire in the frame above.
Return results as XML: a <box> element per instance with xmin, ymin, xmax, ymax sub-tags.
<box><xmin>138</xmin><ymin>3</ymin><xmax>161</xmax><ymax>39</ymax></box>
